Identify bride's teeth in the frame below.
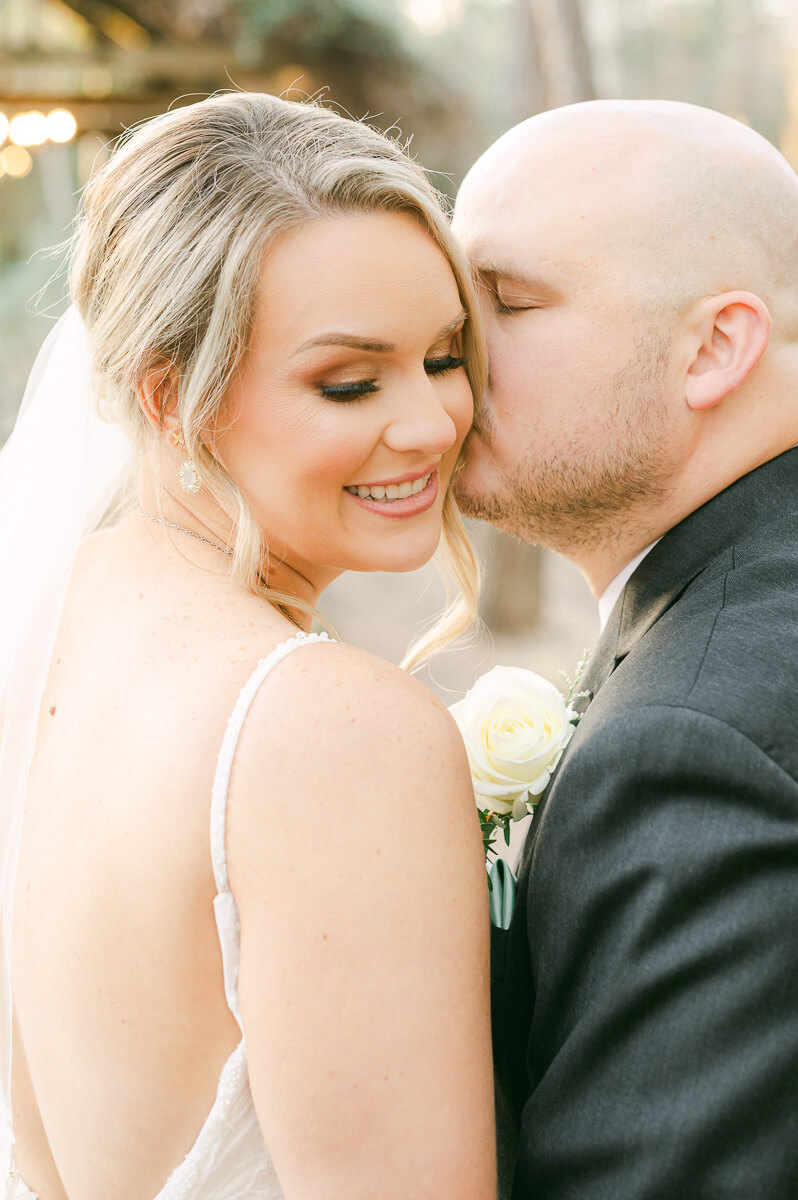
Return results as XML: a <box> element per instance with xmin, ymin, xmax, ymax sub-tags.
<box><xmin>347</xmin><ymin>472</ymin><xmax>432</xmax><ymax>502</ymax></box>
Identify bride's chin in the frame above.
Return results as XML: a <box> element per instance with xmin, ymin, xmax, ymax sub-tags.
<box><xmin>348</xmin><ymin>533</ymin><xmax>443</xmax><ymax>575</ymax></box>
<box><xmin>381</xmin><ymin>550</ymin><xmax>438</xmax><ymax>574</ymax></box>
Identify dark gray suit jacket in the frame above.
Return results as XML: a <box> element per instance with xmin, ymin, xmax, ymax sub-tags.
<box><xmin>492</xmin><ymin>448</ymin><xmax>798</xmax><ymax>1199</ymax></box>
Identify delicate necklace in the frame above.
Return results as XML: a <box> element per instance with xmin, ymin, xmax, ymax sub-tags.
<box><xmin>136</xmin><ymin>505</ymin><xmax>234</xmax><ymax>556</ymax></box>
<box><xmin>135</xmin><ymin>505</ymin><xmax>302</xmax><ymax>629</ymax></box>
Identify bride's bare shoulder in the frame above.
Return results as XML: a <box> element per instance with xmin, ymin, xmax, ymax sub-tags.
<box><xmin>246</xmin><ymin>637</ymin><xmax>464</xmax><ymax>761</ymax></box>
<box><xmin>226</xmin><ymin>637</ymin><xmax>475</xmax><ymax>851</ymax></box>
<box><xmin>266</xmin><ymin>633</ymin><xmax>460</xmax><ymax>724</ymax></box>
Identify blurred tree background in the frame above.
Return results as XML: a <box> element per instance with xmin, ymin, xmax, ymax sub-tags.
<box><xmin>2</xmin><ymin>0</ymin><xmax>798</xmax><ymax>687</ymax></box>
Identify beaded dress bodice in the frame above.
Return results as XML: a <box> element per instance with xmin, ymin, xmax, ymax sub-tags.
<box><xmin>3</xmin><ymin>632</ymin><xmax>331</xmax><ymax>1200</ymax></box>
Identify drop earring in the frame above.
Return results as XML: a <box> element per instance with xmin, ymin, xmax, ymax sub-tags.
<box><xmin>172</xmin><ymin>428</ymin><xmax>202</xmax><ymax>495</ymax></box>
<box><xmin>178</xmin><ymin>460</ymin><xmax>202</xmax><ymax>494</ymax></box>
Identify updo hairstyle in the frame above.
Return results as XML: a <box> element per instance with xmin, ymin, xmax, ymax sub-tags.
<box><xmin>70</xmin><ymin>91</ymin><xmax>485</xmax><ymax>668</ymax></box>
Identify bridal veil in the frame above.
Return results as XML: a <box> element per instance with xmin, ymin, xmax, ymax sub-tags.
<box><xmin>0</xmin><ymin>307</ymin><xmax>133</xmax><ymax>1162</ymax></box>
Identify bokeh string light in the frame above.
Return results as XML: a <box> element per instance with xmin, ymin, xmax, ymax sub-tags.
<box><xmin>46</xmin><ymin>110</ymin><xmax>78</xmax><ymax>143</ymax></box>
<box><xmin>0</xmin><ymin>108</ymin><xmax>78</xmax><ymax>181</ymax></box>
<box><xmin>0</xmin><ymin>147</ymin><xmax>33</xmax><ymax>179</ymax></box>
<box><xmin>9</xmin><ymin>112</ymin><xmax>48</xmax><ymax>147</ymax></box>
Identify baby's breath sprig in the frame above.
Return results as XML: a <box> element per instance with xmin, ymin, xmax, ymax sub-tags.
<box><xmin>560</xmin><ymin>648</ymin><xmax>591</xmax><ymax>721</ymax></box>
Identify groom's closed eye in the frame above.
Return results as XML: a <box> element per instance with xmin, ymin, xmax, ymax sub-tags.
<box><xmin>477</xmin><ymin>266</ymin><xmax>561</xmax><ymax>315</ymax></box>
<box><xmin>494</xmin><ymin>292</ymin><xmax>541</xmax><ymax>316</ymax></box>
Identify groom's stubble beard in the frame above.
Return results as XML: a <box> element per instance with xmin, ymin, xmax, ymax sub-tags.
<box><xmin>456</xmin><ymin>330</ymin><xmax>677</xmax><ymax>553</ymax></box>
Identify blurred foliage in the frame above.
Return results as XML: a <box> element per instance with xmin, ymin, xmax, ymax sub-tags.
<box><xmin>230</xmin><ymin>0</ymin><xmax>469</xmax><ymax>171</ymax></box>
<box><xmin>610</xmin><ymin>0</ymin><xmax>790</xmax><ymax>144</ymax></box>
<box><xmin>226</xmin><ymin>0</ymin><xmax>493</xmax><ymax>189</ymax></box>
<box><xmin>232</xmin><ymin>0</ymin><xmax>405</xmax><ymax>52</ymax></box>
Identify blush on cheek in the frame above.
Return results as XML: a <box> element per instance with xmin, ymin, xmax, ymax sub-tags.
<box><xmin>453</xmin><ymin>394</ymin><xmax>477</xmax><ymax>450</ymax></box>
<box><xmin>310</xmin><ymin>416</ymin><xmax>395</xmax><ymax>487</ymax></box>
<box><xmin>444</xmin><ymin>369</ymin><xmax>475</xmax><ymax>424</ymax></box>
<box><xmin>322</xmin><ymin>440</ymin><xmax>377</xmax><ymax>492</ymax></box>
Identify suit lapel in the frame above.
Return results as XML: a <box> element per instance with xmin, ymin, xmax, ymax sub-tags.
<box><xmin>568</xmin><ymin>598</ymin><xmax>624</xmax><ymax>718</ymax></box>
<box><xmin>572</xmin><ymin>444</ymin><xmax>798</xmax><ymax>709</ymax></box>
<box><xmin>516</xmin><ymin>602</ymin><xmax>623</xmax><ymax>874</ymax></box>
<box><xmin>516</xmin><ymin>447</ymin><xmax>798</xmax><ymax>878</ymax></box>
<box><xmin>615</xmin><ymin>445</ymin><xmax>798</xmax><ymax>659</ymax></box>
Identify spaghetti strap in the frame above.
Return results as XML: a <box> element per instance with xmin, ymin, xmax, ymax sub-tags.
<box><xmin>209</xmin><ymin>632</ymin><xmax>332</xmax><ymax>1028</ymax></box>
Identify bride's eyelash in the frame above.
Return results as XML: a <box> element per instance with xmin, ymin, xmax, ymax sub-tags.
<box><xmin>425</xmin><ymin>354</ymin><xmax>467</xmax><ymax>376</ymax></box>
<box><xmin>320</xmin><ymin>380</ymin><xmax>379</xmax><ymax>401</ymax></box>
<box><xmin>319</xmin><ymin>354</ymin><xmax>466</xmax><ymax>403</ymax></box>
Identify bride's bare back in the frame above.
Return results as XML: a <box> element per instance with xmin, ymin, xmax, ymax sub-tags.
<box><xmin>12</xmin><ymin>518</ymin><xmax>495</xmax><ymax>1200</ymax></box>
<box><xmin>13</xmin><ymin>527</ymin><xmax>266</xmax><ymax>1199</ymax></box>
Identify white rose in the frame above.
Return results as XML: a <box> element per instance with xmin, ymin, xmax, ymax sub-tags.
<box><xmin>449</xmin><ymin>665</ymin><xmax>575</xmax><ymax>820</ymax></box>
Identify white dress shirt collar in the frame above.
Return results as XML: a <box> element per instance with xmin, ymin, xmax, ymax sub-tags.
<box><xmin>598</xmin><ymin>539</ymin><xmax>661</xmax><ymax>632</ymax></box>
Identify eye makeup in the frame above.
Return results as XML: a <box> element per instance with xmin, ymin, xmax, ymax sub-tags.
<box><xmin>319</xmin><ymin>354</ymin><xmax>467</xmax><ymax>403</ymax></box>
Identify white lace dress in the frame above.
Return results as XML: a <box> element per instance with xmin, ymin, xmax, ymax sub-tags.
<box><xmin>3</xmin><ymin>632</ymin><xmax>331</xmax><ymax>1200</ymax></box>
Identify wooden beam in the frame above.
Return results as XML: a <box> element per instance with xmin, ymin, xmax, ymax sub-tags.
<box><xmin>58</xmin><ymin>0</ymin><xmax>159</xmax><ymax>40</ymax></box>
<box><xmin>0</xmin><ymin>41</ymin><xmax>245</xmax><ymax>89</ymax></box>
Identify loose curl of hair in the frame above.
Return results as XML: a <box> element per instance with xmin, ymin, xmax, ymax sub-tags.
<box><xmin>70</xmin><ymin>91</ymin><xmax>485</xmax><ymax>670</ymax></box>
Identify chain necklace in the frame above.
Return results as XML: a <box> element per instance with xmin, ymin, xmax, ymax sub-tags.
<box><xmin>135</xmin><ymin>505</ymin><xmax>302</xmax><ymax>629</ymax></box>
<box><xmin>136</xmin><ymin>505</ymin><xmax>234</xmax><ymax>556</ymax></box>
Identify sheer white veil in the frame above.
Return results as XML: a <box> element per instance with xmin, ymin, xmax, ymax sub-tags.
<box><xmin>0</xmin><ymin>305</ymin><xmax>133</xmax><ymax>1168</ymax></box>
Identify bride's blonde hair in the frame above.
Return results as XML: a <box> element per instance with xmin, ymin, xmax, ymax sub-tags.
<box><xmin>70</xmin><ymin>92</ymin><xmax>484</xmax><ymax>670</ymax></box>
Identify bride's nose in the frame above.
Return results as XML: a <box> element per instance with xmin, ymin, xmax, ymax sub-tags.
<box><xmin>380</xmin><ymin>379</ymin><xmax>460</xmax><ymax>457</ymax></box>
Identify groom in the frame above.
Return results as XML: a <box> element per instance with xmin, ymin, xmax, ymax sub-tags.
<box><xmin>454</xmin><ymin>101</ymin><xmax>798</xmax><ymax>1199</ymax></box>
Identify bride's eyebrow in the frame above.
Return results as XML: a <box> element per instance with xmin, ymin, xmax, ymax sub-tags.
<box><xmin>293</xmin><ymin>333</ymin><xmax>397</xmax><ymax>355</ymax></box>
<box><xmin>292</xmin><ymin>310</ymin><xmax>468</xmax><ymax>357</ymax></box>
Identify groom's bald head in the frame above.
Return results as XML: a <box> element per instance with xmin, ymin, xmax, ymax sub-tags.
<box><xmin>453</xmin><ymin>100</ymin><xmax>798</xmax><ymax>591</ymax></box>
<box><xmin>458</xmin><ymin>100</ymin><xmax>798</xmax><ymax>335</ymax></box>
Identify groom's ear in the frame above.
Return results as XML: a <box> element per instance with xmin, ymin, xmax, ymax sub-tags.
<box><xmin>683</xmin><ymin>291</ymin><xmax>771</xmax><ymax>411</ymax></box>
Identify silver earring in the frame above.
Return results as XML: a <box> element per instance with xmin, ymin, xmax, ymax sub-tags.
<box><xmin>178</xmin><ymin>459</ymin><xmax>202</xmax><ymax>494</ymax></box>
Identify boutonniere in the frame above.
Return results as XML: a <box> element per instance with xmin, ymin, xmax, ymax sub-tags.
<box><xmin>449</xmin><ymin>652</ymin><xmax>589</xmax><ymax>928</ymax></box>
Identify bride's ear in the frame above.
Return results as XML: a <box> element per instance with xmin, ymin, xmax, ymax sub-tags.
<box><xmin>683</xmin><ymin>291</ymin><xmax>771</xmax><ymax>411</ymax></box>
<box><xmin>137</xmin><ymin>364</ymin><xmax>181</xmax><ymax>438</ymax></box>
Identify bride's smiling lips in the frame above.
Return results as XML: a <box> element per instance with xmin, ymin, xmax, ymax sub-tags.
<box><xmin>343</xmin><ymin>466</ymin><xmax>440</xmax><ymax>518</ymax></box>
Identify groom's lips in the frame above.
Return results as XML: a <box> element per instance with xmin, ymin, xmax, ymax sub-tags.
<box><xmin>345</xmin><ymin>470</ymin><xmax>439</xmax><ymax>518</ymax></box>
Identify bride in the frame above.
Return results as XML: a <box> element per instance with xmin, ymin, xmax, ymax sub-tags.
<box><xmin>0</xmin><ymin>93</ymin><xmax>496</xmax><ymax>1199</ymax></box>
